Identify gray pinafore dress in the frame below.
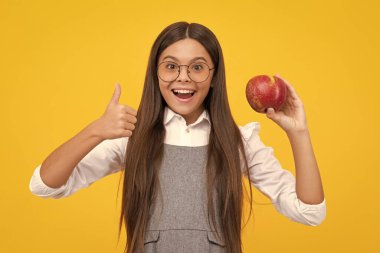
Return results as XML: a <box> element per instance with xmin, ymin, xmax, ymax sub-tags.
<box><xmin>142</xmin><ymin>144</ymin><xmax>227</xmax><ymax>253</ymax></box>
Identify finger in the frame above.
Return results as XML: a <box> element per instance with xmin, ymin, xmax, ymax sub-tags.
<box><xmin>125</xmin><ymin>114</ymin><xmax>138</xmax><ymax>124</ymax></box>
<box><xmin>109</xmin><ymin>83</ymin><xmax>121</xmax><ymax>106</ymax></box>
<box><xmin>124</xmin><ymin>122</ymin><xmax>136</xmax><ymax>131</ymax></box>
<box><xmin>122</xmin><ymin>130</ymin><xmax>133</xmax><ymax>137</ymax></box>
<box><xmin>266</xmin><ymin>107</ymin><xmax>278</xmax><ymax>121</ymax></box>
<box><xmin>266</xmin><ymin>107</ymin><xmax>286</xmax><ymax>125</ymax></box>
<box><xmin>125</xmin><ymin>106</ymin><xmax>138</xmax><ymax>117</ymax></box>
<box><xmin>120</xmin><ymin>114</ymin><xmax>137</xmax><ymax>124</ymax></box>
<box><xmin>119</xmin><ymin>104</ymin><xmax>137</xmax><ymax>116</ymax></box>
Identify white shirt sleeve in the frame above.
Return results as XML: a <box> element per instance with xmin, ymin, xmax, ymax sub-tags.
<box><xmin>29</xmin><ymin>137</ymin><xmax>128</xmax><ymax>199</ymax></box>
<box><xmin>239</xmin><ymin>122</ymin><xmax>326</xmax><ymax>226</ymax></box>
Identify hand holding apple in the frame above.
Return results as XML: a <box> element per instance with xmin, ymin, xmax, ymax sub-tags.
<box><xmin>246</xmin><ymin>74</ymin><xmax>308</xmax><ymax>134</ymax></box>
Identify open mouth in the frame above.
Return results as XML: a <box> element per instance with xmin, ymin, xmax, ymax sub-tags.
<box><xmin>171</xmin><ymin>90</ymin><xmax>196</xmax><ymax>99</ymax></box>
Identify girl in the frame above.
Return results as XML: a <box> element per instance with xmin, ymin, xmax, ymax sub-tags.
<box><xmin>29</xmin><ymin>22</ymin><xmax>326</xmax><ymax>253</ymax></box>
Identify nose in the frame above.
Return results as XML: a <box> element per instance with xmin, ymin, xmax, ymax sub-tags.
<box><xmin>176</xmin><ymin>65</ymin><xmax>191</xmax><ymax>82</ymax></box>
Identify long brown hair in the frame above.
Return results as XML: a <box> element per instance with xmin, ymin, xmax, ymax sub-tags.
<box><xmin>118</xmin><ymin>21</ymin><xmax>254</xmax><ymax>253</ymax></box>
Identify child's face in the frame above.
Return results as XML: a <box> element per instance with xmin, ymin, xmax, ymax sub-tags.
<box><xmin>157</xmin><ymin>38</ymin><xmax>214</xmax><ymax>125</ymax></box>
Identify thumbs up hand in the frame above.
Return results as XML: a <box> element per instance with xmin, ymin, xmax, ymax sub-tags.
<box><xmin>94</xmin><ymin>83</ymin><xmax>138</xmax><ymax>140</ymax></box>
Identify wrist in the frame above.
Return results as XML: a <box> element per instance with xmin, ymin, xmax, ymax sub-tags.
<box><xmin>286</xmin><ymin>127</ymin><xmax>309</xmax><ymax>139</ymax></box>
<box><xmin>86</xmin><ymin>119</ymin><xmax>105</xmax><ymax>142</ymax></box>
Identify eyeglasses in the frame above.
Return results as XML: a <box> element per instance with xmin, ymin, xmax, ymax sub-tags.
<box><xmin>157</xmin><ymin>61</ymin><xmax>215</xmax><ymax>83</ymax></box>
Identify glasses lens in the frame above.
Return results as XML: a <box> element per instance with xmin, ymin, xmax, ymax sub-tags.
<box><xmin>188</xmin><ymin>62</ymin><xmax>210</xmax><ymax>82</ymax></box>
<box><xmin>157</xmin><ymin>61</ymin><xmax>211</xmax><ymax>82</ymax></box>
<box><xmin>158</xmin><ymin>62</ymin><xmax>179</xmax><ymax>82</ymax></box>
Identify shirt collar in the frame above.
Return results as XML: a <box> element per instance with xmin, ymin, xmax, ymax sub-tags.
<box><xmin>163</xmin><ymin>106</ymin><xmax>210</xmax><ymax>126</ymax></box>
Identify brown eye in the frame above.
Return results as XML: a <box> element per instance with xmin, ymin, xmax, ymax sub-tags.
<box><xmin>166</xmin><ymin>63</ymin><xmax>178</xmax><ymax>70</ymax></box>
<box><xmin>191</xmin><ymin>63</ymin><xmax>205</xmax><ymax>72</ymax></box>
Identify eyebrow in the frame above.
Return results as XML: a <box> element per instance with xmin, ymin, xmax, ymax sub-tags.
<box><xmin>162</xmin><ymin>55</ymin><xmax>208</xmax><ymax>63</ymax></box>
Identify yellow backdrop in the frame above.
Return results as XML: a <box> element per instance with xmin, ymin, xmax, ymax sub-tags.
<box><xmin>1</xmin><ymin>0</ymin><xmax>379</xmax><ymax>252</ymax></box>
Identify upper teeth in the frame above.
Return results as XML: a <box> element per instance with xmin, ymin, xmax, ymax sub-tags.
<box><xmin>173</xmin><ymin>89</ymin><xmax>195</xmax><ymax>94</ymax></box>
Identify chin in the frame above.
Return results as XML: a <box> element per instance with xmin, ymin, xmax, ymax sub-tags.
<box><xmin>170</xmin><ymin>105</ymin><xmax>195</xmax><ymax>116</ymax></box>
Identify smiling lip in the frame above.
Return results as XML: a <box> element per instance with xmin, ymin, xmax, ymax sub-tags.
<box><xmin>172</xmin><ymin>90</ymin><xmax>196</xmax><ymax>103</ymax></box>
<box><xmin>171</xmin><ymin>89</ymin><xmax>196</xmax><ymax>94</ymax></box>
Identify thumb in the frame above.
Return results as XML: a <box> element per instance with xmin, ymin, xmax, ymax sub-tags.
<box><xmin>109</xmin><ymin>83</ymin><xmax>121</xmax><ymax>106</ymax></box>
<box><xmin>266</xmin><ymin>107</ymin><xmax>276</xmax><ymax>120</ymax></box>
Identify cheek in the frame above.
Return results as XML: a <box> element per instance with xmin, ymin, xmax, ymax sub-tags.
<box><xmin>158</xmin><ymin>83</ymin><xmax>171</xmax><ymax>98</ymax></box>
<box><xmin>196</xmin><ymin>87</ymin><xmax>211</xmax><ymax>101</ymax></box>
<box><xmin>198</xmin><ymin>76</ymin><xmax>213</xmax><ymax>86</ymax></box>
<box><xmin>158</xmin><ymin>82</ymin><xmax>166</xmax><ymax>92</ymax></box>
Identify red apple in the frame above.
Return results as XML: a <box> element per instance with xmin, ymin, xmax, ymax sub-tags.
<box><xmin>245</xmin><ymin>75</ymin><xmax>288</xmax><ymax>113</ymax></box>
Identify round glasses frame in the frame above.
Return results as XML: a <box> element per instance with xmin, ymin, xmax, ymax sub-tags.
<box><xmin>157</xmin><ymin>61</ymin><xmax>215</xmax><ymax>83</ymax></box>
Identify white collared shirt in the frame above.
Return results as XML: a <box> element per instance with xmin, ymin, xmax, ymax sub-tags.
<box><xmin>29</xmin><ymin>106</ymin><xmax>326</xmax><ymax>226</ymax></box>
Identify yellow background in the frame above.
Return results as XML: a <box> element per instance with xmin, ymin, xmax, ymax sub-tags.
<box><xmin>1</xmin><ymin>0</ymin><xmax>379</xmax><ymax>252</ymax></box>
